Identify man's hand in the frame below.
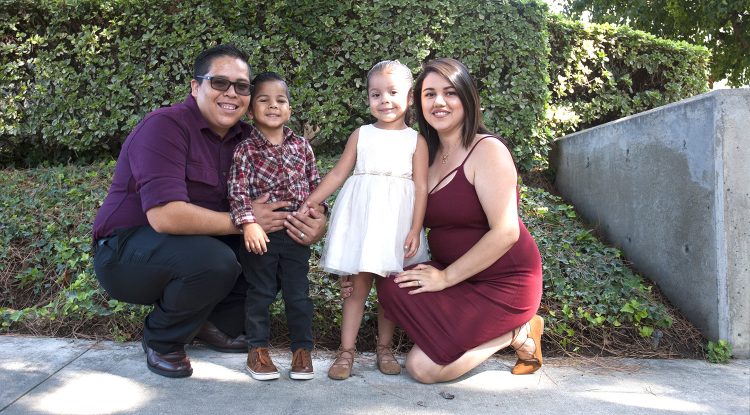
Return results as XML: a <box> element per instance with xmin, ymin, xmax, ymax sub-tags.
<box><xmin>285</xmin><ymin>202</ymin><xmax>327</xmax><ymax>246</ymax></box>
<box><xmin>251</xmin><ymin>193</ymin><xmax>292</xmax><ymax>233</ymax></box>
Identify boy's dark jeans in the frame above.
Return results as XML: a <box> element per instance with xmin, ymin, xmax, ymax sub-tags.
<box><xmin>239</xmin><ymin>230</ymin><xmax>313</xmax><ymax>352</ymax></box>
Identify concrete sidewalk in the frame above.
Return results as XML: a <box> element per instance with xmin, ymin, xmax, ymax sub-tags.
<box><xmin>1</xmin><ymin>335</ymin><xmax>748</xmax><ymax>415</ymax></box>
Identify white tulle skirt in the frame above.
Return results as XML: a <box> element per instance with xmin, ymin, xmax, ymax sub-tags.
<box><xmin>320</xmin><ymin>174</ymin><xmax>428</xmax><ymax>277</ymax></box>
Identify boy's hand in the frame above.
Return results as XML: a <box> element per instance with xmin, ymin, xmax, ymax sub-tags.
<box><xmin>404</xmin><ymin>229</ymin><xmax>420</xmax><ymax>258</ymax></box>
<box><xmin>243</xmin><ymin>222</ymin><xmax>269</xmax><ymax>254</ymax></box>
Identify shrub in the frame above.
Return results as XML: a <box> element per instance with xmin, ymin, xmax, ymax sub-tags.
<box><xmin>546</xmin><ymin>15</ymin><xmax>710</xmax><ymax>139</ymax></box>
<box><xmin>1</xmin><ymin>0</ymin><xmax>550</xmax><ymax>170</ymax></box>
<box><xmin>0</xmin><ymin>161</ymin><xmax>146</xmax><ymax>337</ymax></box>
<box><xmin>1</xmin><ymin>2</ymin><xmax>709</xmax><ymax>169</ymax></box>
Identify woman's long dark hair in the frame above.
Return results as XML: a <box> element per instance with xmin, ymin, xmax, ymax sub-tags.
<box><xmin>413</xmin><ymin>58</ymin><xmax>491</xmax><ymax>165</ymax></box>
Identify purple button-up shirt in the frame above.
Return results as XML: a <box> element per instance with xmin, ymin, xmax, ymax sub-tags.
<box><xmin>92</xmin><ymin>95</ymin><xmax>247</xmax><ymax>242</ymax></box>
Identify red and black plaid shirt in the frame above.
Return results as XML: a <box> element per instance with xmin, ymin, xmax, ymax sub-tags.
<box><xmin>228</xmin><ymin>125</ymin><xmax>321</xmax><ymax>226</ymax></box>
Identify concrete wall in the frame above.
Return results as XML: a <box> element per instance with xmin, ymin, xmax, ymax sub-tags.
<box><xmin>551</xmin><ymin>89</ymin><xmax>750</xmax><ymax>358</ymax></box>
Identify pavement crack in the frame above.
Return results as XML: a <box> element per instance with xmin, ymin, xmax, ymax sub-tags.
<box><xmin>364</xmin><ymin>379</ymin><xmax>409</xmax><ymax>400</ymax></box>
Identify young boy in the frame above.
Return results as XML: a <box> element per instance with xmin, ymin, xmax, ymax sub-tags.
<box><xmin>228</xmin><ymin>72</ymin><xmax>321</xmax><ymax>380</ymax></box>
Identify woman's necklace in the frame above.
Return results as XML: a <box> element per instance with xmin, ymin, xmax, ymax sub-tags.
<box><xmin>440</xmin><ymin>143</ymin><xmax>459</xmax><ymax>164</ymax></box>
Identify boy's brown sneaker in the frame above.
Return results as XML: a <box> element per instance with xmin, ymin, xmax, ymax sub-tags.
<box><xmin>246</xmin><ymin>347</ymin><xmax>280</xmax><ymax>380</ymax></box>
<box><xmin>290</xmin><ymin>348</ymin><xmax>314</xmax><ymax>380</ymax></box>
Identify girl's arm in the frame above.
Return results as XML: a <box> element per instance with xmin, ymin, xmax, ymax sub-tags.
<box><xmin>404</xmin><ymin>134</ymin><xmax>429</xmax><ymax>257</ymax></box>
<box><xmin>302</xmin><ymin>138</ymin><xmax>327</xmax><ymax>215</ymax></box>
<box><xmin>395</xmin><ymin>137</ymin><xmax>521</xmax><ymax>291</ymax></box>
<box><xmin>302</xmin><ymin>128</ymin><xmax>360</xmax><ymax>207</ymax></box>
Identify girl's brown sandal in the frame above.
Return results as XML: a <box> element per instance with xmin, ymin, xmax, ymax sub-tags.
<box><xmin>376</xmin><ymin>344</ymin><xmax>401</xmax><ymax>375</ymax></box>
<box><xmin>328</xmin><ymin>348</ymin><xmax>355</xmax><ymax>380</ymax></box>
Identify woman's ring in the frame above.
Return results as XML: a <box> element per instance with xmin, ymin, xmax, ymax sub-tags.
<box><xmin>300</xmin><ymin>232</ymin><xmax>305</xmax><ymax>239</ymax></box>
<box><xmin>417</xmin><ymin>280</ymin><xmax>422</xmax><ymax>286</ymax></box>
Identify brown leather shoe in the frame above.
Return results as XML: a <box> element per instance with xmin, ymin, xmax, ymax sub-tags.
<box><xmin>193</xmin><ymin>321</ymin><xmax>246</xmax><ymax>353</ymax></box>
<box><xmin>511</xmin><ymin>315</ymin><xmax>544</xmax><ymax>375</ymax></box>
<box><xmin>290</xmin><ymin>348</ymin><xmax>314</xmax><ymax>380</ymax></box>
<box><xmin>246</xmin><ymin>347</ymin><xmax>280</xmax><ymax>380</ymax></box>
<box><xmin>142</xmin><ymin>338</ymin><xmax>192</xmax><ymax>378</ymax></box>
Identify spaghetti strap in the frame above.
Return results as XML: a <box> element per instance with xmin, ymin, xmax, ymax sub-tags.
<box><xmin>428</xmin><ymin>135</ymin><xmax>497</xmax><ymax>194</ymax></box>
<box><xmin>461</xmin><ymin>135</ymin><xmax>495</xmax><ymax>166</ymax></box>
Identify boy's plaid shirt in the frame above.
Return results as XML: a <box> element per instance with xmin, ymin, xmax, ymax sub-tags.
<box><xmin>228</xmin><ymin>125</ymin><xmax>321</xmax><ymax>226</ymax></box>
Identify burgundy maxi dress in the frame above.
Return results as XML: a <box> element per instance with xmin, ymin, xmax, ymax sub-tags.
<box><xmin>377</xmin><ymin>137</ymin><xmax>543</xmax><ymax>365</ymax></box>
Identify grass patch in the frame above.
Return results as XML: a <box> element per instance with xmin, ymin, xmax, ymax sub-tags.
<box><xmin>0</xmin><ymin>159</ymin><xmax>703</xmax><ymax>357</ymax></box>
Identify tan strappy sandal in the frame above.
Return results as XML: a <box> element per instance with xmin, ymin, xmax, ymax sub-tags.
<box><xmin>376</xmin><ymin>344</ymin><xmax>401</xmax><ymax>375</ymax></box>
<box><xmin>328</xmin><ymin>347</ymin><xmax>355</xmax><ymax>380</ymax></box>
<box><xmin>510</xmin><ymin>315</ymin><xmax>544</xmax><ymax>375</ymax></box>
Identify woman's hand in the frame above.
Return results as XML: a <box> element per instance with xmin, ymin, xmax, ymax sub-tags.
<box><xmin>393</xmin><ymin>264</ymin><xmax>448</xmax><ymax>294</ymax></box>
<box><xmin>285</xmin><ymin>202</ymin><xmax>327</xmax><ymax>246</ymax></box>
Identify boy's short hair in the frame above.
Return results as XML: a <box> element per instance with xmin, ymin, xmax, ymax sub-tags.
<box><xmin>251</xmin><ymin>72</ymin><xmax>290</xmax><ymax>100</ymax></box>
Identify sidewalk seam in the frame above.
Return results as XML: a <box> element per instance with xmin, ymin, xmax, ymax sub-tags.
<box><xmin>0</xmin><ymin>340</ymin><xmax>99</xmax><ymax>413</ymax></box>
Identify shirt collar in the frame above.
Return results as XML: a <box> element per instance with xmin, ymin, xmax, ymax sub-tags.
<box><xmin>248</xmin><ymin>125</ymin><xmax>298</xmax><ymax>147</ymax></box>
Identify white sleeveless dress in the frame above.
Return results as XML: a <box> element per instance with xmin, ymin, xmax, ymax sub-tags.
<box><xmin>320</xmin><ymin>124</ymin><xmax>429</xmax><ymax>277</ymax></box>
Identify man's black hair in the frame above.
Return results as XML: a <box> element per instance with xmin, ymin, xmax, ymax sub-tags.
<box><xmin>193</xmin><ymin>44</ymin><xmax>250</xmax><ymax>81</ymax></box>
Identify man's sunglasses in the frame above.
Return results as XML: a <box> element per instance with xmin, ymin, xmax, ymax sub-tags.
<box><xmin>195</xmin><ymin>75</ymin><xmax>252</xmax><ymax>96</ymax></box>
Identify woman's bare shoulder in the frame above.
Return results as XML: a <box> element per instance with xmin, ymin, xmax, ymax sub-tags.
<box><xmin>471</xmin><ymin>135</ymin><xmax>514</xmax><ymax>166</ymax></box>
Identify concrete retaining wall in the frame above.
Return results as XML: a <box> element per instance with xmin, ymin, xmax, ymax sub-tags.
<box><xmin>551</xmin><ymin>89</ymin><xmax>749</xmax><ymax>357</ymax></box>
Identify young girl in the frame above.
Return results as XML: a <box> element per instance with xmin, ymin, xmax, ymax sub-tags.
<box><xmin>301</xmin><ymin>60</ymin><xmax>429</xmax><ymax>379</ymax></box>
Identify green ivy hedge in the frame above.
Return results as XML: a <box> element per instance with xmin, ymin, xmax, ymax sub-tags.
<box><xmin>546</xmin><ymin>15</ymin><xmax>710</xmax><ymax>138</ymax></box>
<box><xmin>1</xmin><ymin>160</ymin><xmax>700</xmax><ymax>357</ymax></box>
